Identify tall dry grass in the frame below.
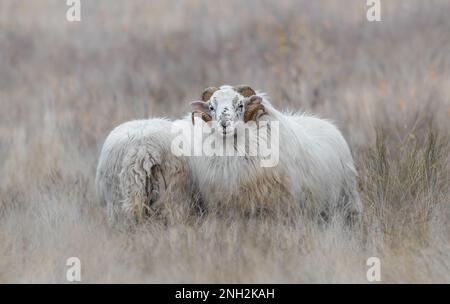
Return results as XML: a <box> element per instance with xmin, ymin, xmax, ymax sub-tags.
<box><xmin>0</xmin><ymin>0</ymin><xmax>449</xmax><ymax>283</ymax></box>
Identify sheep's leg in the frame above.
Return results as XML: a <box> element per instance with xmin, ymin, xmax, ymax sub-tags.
<box><xmin>339</xmin><ymin>188</ymin><xmax>363</xmax><ymax>228</ymax></box>
<box><xmin>346</xmin><ymin>193</ymin><xmax>363</xmax><ymax>227</ymax></box>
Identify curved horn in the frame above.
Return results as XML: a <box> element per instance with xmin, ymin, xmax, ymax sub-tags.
<box><xmin>234</xmin><ymin>85</ymin><xmax>256</xmax><ymax>98</ymax></box>
<box><xmin>191</xmin><ymin>111</ymin><xmax>212</xmax><ymax>125</ymax></box>
<box><xmin>244</xmin><ymin>95</ymin><xmax>266</xmax><ymax>123</ymax></box>
<box><xmin>202</xmin><ymin>87</ymin><xmax>219</xmax><ymax>102</ymax></box>
<box><xmin>244</xmin><ymin>104</ymin><xmax>265</xmax><ymax>123</ymax></box>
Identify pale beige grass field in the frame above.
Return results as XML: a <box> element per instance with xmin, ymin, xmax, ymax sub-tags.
<box><xmin>0</xmin><ymin>0</ymin><xmax>449</xmax><ymax>283</ymax></box>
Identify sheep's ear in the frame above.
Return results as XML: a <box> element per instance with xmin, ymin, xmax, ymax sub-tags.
<box><xmin>191</xmin><ymin>101</ymin><xmax>212</xmax><ymax>125</ymax></box>
<box><xmin>190</xmin><ymin>101</ymin><xmax>209</xmax><ymax>111</ymax></box>
<box><xmin>244</xmin><ymin>95</ymin><xmax>265</xmax><ymax>123</ymax></box>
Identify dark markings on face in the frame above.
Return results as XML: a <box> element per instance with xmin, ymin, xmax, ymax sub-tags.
<box><xmin>208</xmin><ymin>94</ymin><xmax>246</xmax><ymax>121</ymax></box>
<box><xmin>232</xmin><ymin>96</ymin><xmax>245</xmax><ymax>120</ymax></box>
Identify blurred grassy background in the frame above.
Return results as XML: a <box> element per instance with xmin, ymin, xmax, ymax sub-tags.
<box><xmin>0</xmin><ymin>0</ymin><xmax>449</xmax><ymax>283</ymax></box>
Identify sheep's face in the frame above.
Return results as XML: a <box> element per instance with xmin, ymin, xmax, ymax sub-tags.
<box><xmin>191</xmin><ymin>85</ymin><xmax>265</xmax><ymax>138</ymax></box>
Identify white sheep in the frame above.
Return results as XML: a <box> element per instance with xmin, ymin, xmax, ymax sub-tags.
<box><xmin>95</xmin><ymin>118</ymin><xmax>195</xmax><ymax>223</ymax></box>
<box><xmin>187</xmin><ymin>85</ymin><xmax>362</xmax><ymax>223</ymax></box>
<box><xmin>95</xmin><ymin>85</ymin><xmax>362</xmax><ymax>224</ymax></box>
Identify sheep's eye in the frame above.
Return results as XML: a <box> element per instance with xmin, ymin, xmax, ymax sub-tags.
<box><xmin>209</xmin><ymin>105</ymin><xmax>214</xmax><ymax>111</ymax></box>
<box><xmin>238</xmin><ymin>104</ymin><xmax>244</xmax><ymax>109</ymax></box>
